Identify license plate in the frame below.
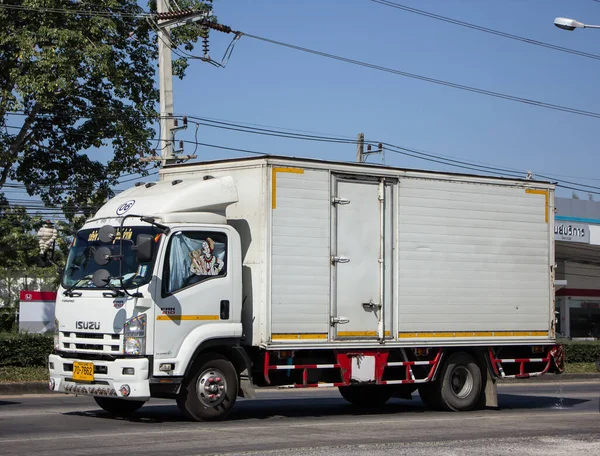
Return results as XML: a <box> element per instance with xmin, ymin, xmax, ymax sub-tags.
<box><xmin>72</xmin><ymin>362</ymin><xmax>94</xmax><ymax>382</ymax></box>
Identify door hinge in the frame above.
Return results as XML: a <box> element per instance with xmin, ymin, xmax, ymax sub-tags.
<box><xmin>331</xmin><ymin>316</ymin><xmax>350</xmax><ymax>326</ymax></box>
<box><xmin>331</xmin><ymin>255</ymin><xmax>350</xmax><ymax>264</ymax></box>
<box><xmin>332</xmin><ymin>197</ymin><xmax>350</xmax><ymax>205</ymax></box>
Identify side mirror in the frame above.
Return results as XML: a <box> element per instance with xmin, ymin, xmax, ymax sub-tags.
<box><xmin>94</xmin><ymin>246</ymin><xmax>112</xmax><ymax>266</ymax></box>
<box><xmin>133</xmin><ymin>234</ymin><xmax>155</xmax><ymax>263</ymax></box>
<box><xmin>92</xmin><ymin>269</ymin><xmax>111</xmax><ymax>287</ymax></box>
<box><xmin>99</xmin><ymin>225</ymin><xmax>116</xmax><ymax>243</ymax></box>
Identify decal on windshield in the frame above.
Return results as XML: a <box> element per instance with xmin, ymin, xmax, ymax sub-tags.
<box><xmin>87</xmin><ymin>228</ymin><xmax>132</xmax><ymax>242</ymax></box>
<box><xmin>136</xmin><ymin>264</ymin><xmax>148</xmax><ymax>278</ymax></box>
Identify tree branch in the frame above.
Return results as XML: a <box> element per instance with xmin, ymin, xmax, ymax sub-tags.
<box><xmin>0</xmin><ymin>104</ymin><xmax>39</xmax><ymax>188</ymax></box>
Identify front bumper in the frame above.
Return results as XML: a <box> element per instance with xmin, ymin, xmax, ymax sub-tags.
<box><xmin>48</xmin><ymin>354</ymin><xmax>150</xmax><ymax>400</ymax></box>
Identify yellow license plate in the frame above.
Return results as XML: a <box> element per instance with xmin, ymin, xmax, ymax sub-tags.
<box><xmin>72</xmin><ymin>362</ymin><xmax>94</xmax><ymax>382</ymax></box>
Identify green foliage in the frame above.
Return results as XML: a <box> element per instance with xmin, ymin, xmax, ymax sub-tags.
<box><xmin>0</xmin><ymin>306</ymin><xmax>17</xmax><ymax>333</ymax></box>
<box><xmin>0</xmin><ymin>1</ymin><xmax>211</xmax><ymax>214</ymax></box>
<box><xmin>0</xmin><ymin>366</ymin><xmax>49</xmax><ymax>383</ymax></box>
<box><xmin>562</xmin><ymin>340</ymin><xmax>600</xmax><ymax>363</ymax></box>
<box><xmin>0</xmin><ymin>196</ymin><xmax>41</xmax><ymax>270</ymax></box>
<box><xmin>0</xmin><ymin>198</ymin><xmax>63</xmax><ymax>325</ymax></box>
<box><xmin>0</xmin><ymin>332</ymin><xmax>54</xmax><ymax>367</ymax></box>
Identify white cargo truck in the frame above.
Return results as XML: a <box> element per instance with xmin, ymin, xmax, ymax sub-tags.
<box><xmin>49</xmin><ymin>156</ymin><xmax>564</xmax><ymax>420</ymax></box>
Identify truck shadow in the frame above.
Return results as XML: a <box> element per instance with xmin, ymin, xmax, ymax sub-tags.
<box><xmin>0</xmin><ymin>400</ymin><xmax>21</xmax><ymax>407</ymax></box>
<box><xmin>61</xmin><ymin>393</ymin><xmax>590</xmax><ymax>424</ymax></box>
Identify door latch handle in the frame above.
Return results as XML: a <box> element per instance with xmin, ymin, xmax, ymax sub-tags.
<box><xmin>332</xmin><ymin>197</ymin><xmax>350</xmax><ymax>205</ymax></box>
<box><xmin>331</xmin><ymin>316</ymin><xmax>350</xmax><ymax>326</ymax></box>
<box><xmin>331</xmin><ymin>256</ymin><xmax>350</xmax><ymax>264</ymax></box>
<box><xmin>362</xmin><ymin>300</ymin><xmax>381</xmax><ymax>311</ymax></box>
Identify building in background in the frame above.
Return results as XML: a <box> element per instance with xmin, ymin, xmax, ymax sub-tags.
<box><xmin>555</xmin><ymin>197</ymin><xmax>600</xmax><ymax>339</ymax></box>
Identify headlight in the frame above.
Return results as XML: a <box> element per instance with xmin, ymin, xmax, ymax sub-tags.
<box><xmin>54</xmin><ymin>318</ymin><xmax>60</xmax><ymax>351</ymax></box>
<box><xmin>123</xmin><ymin>314</ymin><xmax>146</xmax><ymax>355</ymax></box>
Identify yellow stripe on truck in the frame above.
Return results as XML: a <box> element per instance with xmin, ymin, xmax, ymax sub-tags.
<box><xmin>525</xmin><ymin>189</ymin><xmax>549</xmax><ymax>223</ymax></box>
<box><xmin>398</xmin><ymin>331</ymin><xmax>548</xmax><ymax>338</ymax></box>
<box><xmin>272</xmin><ymin>167</ymin><xmax>304</xmax><ymax>209</ymax></box>
<box><xmin>156</xmin><ymin>315</ymin><xmax>220</xmax><ymax>321</ymax></box>
<box><xmin>271</xmin><ymin>333</ymin><xmax>327</xmax><ymax>340</ymax></box>
<box><xmin>337</xmin><ymin>331</ymin><xmax>391</xmax><ymax>337</ymax></box>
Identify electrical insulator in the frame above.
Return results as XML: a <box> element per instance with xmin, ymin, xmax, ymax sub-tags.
<box><xmin>183</xmin><ymin>116</ymin><xmax>188</xmax><ymax>127</ymax></box>
<box><xmin>179</xmin><ymin>140</ymin><xmax>183</xmax><ymax>149</ymax></box>
<box><xmin>367</xmin><ymin>144</ymin><xmax>372</xmax><ymax>152</ymax></box>
<box><xmin>202</xmin><ymin>34</ymin><xmax>210</xmax><ymax>57</ymax></box>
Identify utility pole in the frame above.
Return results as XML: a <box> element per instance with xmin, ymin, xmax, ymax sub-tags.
<box><xmin>157</xmin><ymin>0</ymin><xmax>175</xmax><ymax>166</ymax></box>
<box><xmin>356</xmin><ymin>133</ymin><xmax>384</xmax><ymax>164</ymax></box>
<box><xmin>141</xmin><ymin>5</ymin><xmax>236</xmax><ymax>166</ymax></box>
<box><xmin>356</xmin><ymin>133</ymin><xmax>364</xmax><ymax>163</ymax></box>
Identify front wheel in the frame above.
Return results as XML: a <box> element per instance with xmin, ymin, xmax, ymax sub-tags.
<box><xmin>94</xmin><ymin>397</ymin><xmax>146</xmax><ymax>417</ymax></box>
<box><xmin>338</xmin><ymin>385</ymin><xmax>394</xmax><ymax>407</ymax></box>
<box><xmin>177</xmin><ymin>354</ymin><xmax>238</xmax><ymax>421</ymax></box>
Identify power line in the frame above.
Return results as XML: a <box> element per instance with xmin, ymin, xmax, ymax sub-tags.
<box><xmin>7</xmin><ymin>115</ymin><xmax>600</xmax><ymax>194</ymax></box>
<box><xmin>239</xmin><ymin>32</ymin><xmax>600</xmax><ymax>121</ymax></box>
<box><xmin>369</xmin><ymin>0</ymin><xmax>600</xmax><ymax>61</ymax></box>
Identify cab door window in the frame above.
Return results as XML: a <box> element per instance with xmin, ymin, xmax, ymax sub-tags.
<box><xmin>163</xmin><ymin>231</ymin><xmax>227</xmax><ymax>295</ymax></box>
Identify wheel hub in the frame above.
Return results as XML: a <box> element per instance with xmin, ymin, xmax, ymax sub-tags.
<box><xmin>197</xmin><ymin>369</ymin><xmax>227</xmax><ymax>407</ymax></box>
<box><xmin>449</xmin><ymin>366</ymin><xmax>473</xmax><ymax>399</ymax></box>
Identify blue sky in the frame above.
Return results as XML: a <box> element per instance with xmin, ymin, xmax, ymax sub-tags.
<box><xmin>7</xmin><ymin>0</ymin><xmax>600</xmax><ymax>214</ymax></box>
<box><xmin>163</xmin><ymin>0</ymin><xmax>600</xmax><ymax>198</ymax></box>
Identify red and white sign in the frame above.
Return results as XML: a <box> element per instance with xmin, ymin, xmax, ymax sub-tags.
<box><xmin>19</xmin><ymin>291</ymin><xmax>57</xmax><ymax>302</ymax></box>
<box><xmin>19</xmin><ymin>290</ymin><xmax>57</xmax><ymax>333</ymax></box>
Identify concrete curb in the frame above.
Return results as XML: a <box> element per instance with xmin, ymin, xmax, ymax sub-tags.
<box><xmin>1</xmin><ymin>374</ymin><xmax>598</xmax><ymax>396</ymax></box>
<box><xmin>500</xmin><ymin>373</ymin><xmax>600</xmax><ymax>384</ymax></box>
<box><xmin>0</xmin><ymin>381</ymin><xmax>49</xmax><ymax>395</ymax></box>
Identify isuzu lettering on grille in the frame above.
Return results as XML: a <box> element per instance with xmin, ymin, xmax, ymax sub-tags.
<box><xmin>75</xmin><ymin>321</ymin><xmax>100</xmax><ymax>330</ymax></box>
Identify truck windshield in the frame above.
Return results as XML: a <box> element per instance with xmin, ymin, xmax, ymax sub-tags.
<box><xmin>62</xmin><ymin>227</ymin><xmax>161</xmax><ymax>290</ymax></box>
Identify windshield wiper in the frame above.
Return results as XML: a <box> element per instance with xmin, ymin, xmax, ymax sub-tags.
<box><xmin>63</xmin><ymin>275</ymin><xmax>93</xmax><ymax>297</ymax></box>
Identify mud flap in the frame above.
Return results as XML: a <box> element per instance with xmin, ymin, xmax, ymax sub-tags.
<box><xmin>477</xmin><ymin>369</ymin><xmax>498</xmax><ymax>409</ymax></box>
<box><xmin>239</xmin><ymin>370</ymin><xmax>256</xmax><ymax>399</ymax></box>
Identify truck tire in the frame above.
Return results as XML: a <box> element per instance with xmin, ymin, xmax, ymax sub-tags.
<box><xmin>94</xmin><ymin>397</ymin><xmax>146</xmax><ymax>416</ymax></box>
<box><xmin>177</xmin><ymin>354</ymin><xmax>238</xmax><ymax>421</ymax></box>
<box><xmin>437</xmin><ymin>352</ymin><xmax>482</xmax><ymax>411</ymax></box>
<box><xmin>417</xmin><ymin>382</ymin><xmax>442</xmax><ymax>410</ymax></box>
<box><xmin>338</xmin><ymin>385</ymin><xmax>394</xmax><ymax>407</ymax></box>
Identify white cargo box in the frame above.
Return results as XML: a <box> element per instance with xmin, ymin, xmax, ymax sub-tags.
<box><xmin>160</xmin><ymin>156</ymin><xmax>555</xmax><ymax>348</ymax></box>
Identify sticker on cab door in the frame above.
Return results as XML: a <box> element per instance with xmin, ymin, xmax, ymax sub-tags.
<box><xmin>113</xmin><ymin>297</ymin><xmax>127</xmax><ymax>309</ymax></box>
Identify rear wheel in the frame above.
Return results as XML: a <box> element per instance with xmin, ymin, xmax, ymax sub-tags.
<box><xmin>176</xmin><ymin>354</ymin><xmax>238</xmax><ymax>421</ymax></box>
<box><xmin>419</xmin><ymin>352</ymin><xmax>483</xmax><ymax>411</ymax></box>
<box><xmin>338</xmin><ymin>385</ymin><xmax>394</xmax><ymax>407</ymax></box>
<box><xmin>438</xmin><ymin>352</ymin><xmax>482</xmax><ymax>411</ymax></box>
<box><xmin>94</xmin><ymin>397</ymin><xmax>146</xmax><ymax>417</ymax></box>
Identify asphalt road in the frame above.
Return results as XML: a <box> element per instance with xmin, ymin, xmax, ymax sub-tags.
<box><xmin>0</xmin><ymin>380</ymin><xmax>598</xmax><ymax>455</ymax></box>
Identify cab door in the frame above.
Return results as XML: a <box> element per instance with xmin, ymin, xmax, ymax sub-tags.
<box><xmin>153</xmin><ymin>228</ymin><xmax>234</xmax><ymax>360</ymax></box>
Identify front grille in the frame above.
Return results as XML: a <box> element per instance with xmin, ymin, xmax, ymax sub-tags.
<box><xmin>74</xmin><ymin>332</ymin><xmax>104</xmax><ymax>339</ymax></box>
<box><xmin>75</xmin><ymin>344</ymin><xmax>104</xmax><ymax>351</ymax></box>
<box><xmin>60</xmin><ymin>332</ymin><xmax>122</xmax><ymax>354</ymax></box>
